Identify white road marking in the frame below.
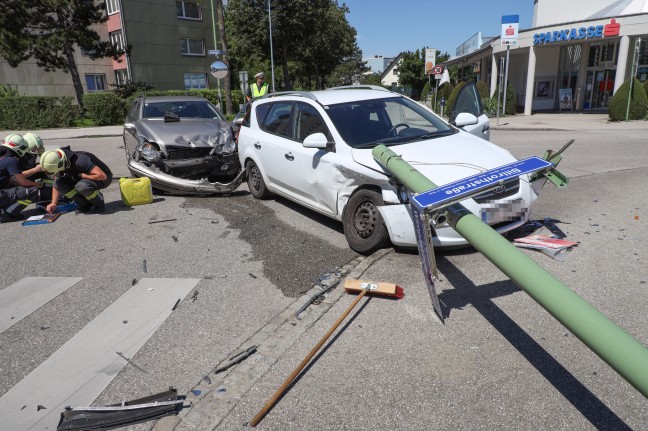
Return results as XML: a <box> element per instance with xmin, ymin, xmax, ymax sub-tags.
<box><xmin>0</xmin><ymin>278</ymin><xmax>200</xmax><ymax>431</ymax></box>
<box><xmin>0</xmin><ymin>277</ymin><xmax>83</xmax><ymax>333</ymax></box>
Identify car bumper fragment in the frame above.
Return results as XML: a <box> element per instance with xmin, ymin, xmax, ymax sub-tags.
<box><xmin>128</xmin><ymin>159</ymin><xmax>245</xmax><ymax>195</ymax></box>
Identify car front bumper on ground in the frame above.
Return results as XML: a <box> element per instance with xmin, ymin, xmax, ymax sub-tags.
<box><xmin>128</xmin><ymin>158</ymin><xmax>245</xmax><ymax>195</ymax></box>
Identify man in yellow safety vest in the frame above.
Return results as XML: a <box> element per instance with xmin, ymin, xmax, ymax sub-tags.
<box><xmin>246</xmin><ymin>72</ymin><xmax>270</xmax><ymax>102</ymax></box>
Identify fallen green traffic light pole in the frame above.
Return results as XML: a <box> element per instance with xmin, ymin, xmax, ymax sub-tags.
<box><xmin>372</xmin><ymin>144</ymin><xmax>648</xmax><ymax>398</ymax></box>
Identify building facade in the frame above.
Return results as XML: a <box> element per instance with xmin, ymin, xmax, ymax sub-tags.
<box><xmin>0</xmin><ymin>0</ymin><xmax>223</xmax><ymax>101</ymax></box>
<box><xmin>444</xmin><ymin>0</ymin><xmax>648</xmax><ymax>114</ymax></box>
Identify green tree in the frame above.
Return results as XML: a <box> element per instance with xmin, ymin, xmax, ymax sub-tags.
<box><xmin>0</xmin><ymin>0</ymin><xmax>126</xmax><ymax>111</ymax></box>
<box><xmin>397</xmin><ymin>49</ymin><xmax>426</xmax><ymax>99</ymax></box>
<box><xmin>226</xmin><ymin>0</ymin><xmax>359</xmax><ymax>91</ymax></box>
<box><xmin>326</xmin><ymin>45</ymin><xmax>369</xmax><ymax>87</ymax></box>
<box><xmin>359</xmin><ymin>73</ymin><xmax>383</xmax><ymax>86</ymax></box>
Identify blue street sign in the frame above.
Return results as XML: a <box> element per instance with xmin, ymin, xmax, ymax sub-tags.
<box><xmin>208</xmin><ymin>49</ymin><xmax>225</xmax><ymax>55</ymax></box>
<box><xmin>411</xmin><ymin>156</ymin><xmax>552</xmax><ymax>210</ymax></box>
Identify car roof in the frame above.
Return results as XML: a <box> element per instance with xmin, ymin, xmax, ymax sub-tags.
<box><xmin>258</xmin><ymin>87</ymin><xmax>400</xmax><ymax>106</ymax></box>
<box><xmin>139</xmin><ymin>96</ymin><xmax>210</xmax><ymax>103</ymax></box>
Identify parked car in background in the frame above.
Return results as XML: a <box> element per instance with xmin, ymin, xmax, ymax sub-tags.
<box><xmin>237</xmin><ymin>85</ymin><xmax>546</xmax><ymax>254</ymax></box>
<box><xmin>123</xmin><ymin>96</ymin><xmax>244</xmax><ymax>194</ymax></box>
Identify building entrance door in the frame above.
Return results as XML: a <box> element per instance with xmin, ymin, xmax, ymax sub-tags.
<box><xmin>584</xmin><ymin>69</ymin><xmax>616</xmax><ymax>109</ymax></box>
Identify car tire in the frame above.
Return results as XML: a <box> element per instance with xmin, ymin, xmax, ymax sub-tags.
<box><xmin>343</xmin><ymin>189</ymin><xmax>390</xmax><ymax>255</ymax></box>
<box><xmin>246</xmin><ymin>160</ymin><xmax>271</xmax><ymax>199</ymax></box>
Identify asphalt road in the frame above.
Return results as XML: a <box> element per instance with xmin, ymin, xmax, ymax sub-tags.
<box><xmin>0</xmin><ymin>125</ymin><xmax>646</xmax><ymax>430</ymax></box>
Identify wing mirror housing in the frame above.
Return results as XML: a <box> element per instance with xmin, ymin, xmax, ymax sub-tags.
<box><xmin>302</xmin><ymin>132</ymin><xmax>331</xmax><ymax>149</ymax></box>
<box><xmin>453</xmin><ymin>112</ymin><xmax>479</xmax><ymax>127</ymax></box>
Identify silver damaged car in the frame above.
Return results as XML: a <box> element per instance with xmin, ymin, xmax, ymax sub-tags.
<box><xmin>123</xmin><ymin>96</ymin><xmax>244</xmax><ymax>194</ymax></box>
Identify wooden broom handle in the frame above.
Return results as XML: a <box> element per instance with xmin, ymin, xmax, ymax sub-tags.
<box><xmin>250</xmin><ymin>288</ymin><xmax>368</xmax><ymax>427</ymax></box>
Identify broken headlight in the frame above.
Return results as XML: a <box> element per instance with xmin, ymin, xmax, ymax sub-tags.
<box><xmin>140</xmin><ymin>142</ymin><xmax>162</xmax><ymax>162</ymax></box>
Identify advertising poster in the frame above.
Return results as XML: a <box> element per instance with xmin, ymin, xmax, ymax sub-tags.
<box><xmin>559</xmin><ymin>88</ymin><xmax>573</xmax><ymax>111</ymax></box>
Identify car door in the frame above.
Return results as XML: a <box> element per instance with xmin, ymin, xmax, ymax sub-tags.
<box><xmin>449</xmin><ymin>81</ymin><xmax>490</xmax><ymax>141</ymax></box>
<box><xmin>279</xmin><ymin>102</ymin><xmax>337</xmax><ymax>215</ymax></box>
<box><xmin>123</xmin><ymin>99</ymin><xmax>142</xmax><ymax>160</ymax></box>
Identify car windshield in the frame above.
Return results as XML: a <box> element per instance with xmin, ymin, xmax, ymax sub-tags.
<box><xmin>142</xmin><ymin>101</ymin><xmax>224</xmax><ymax>120</ymax></box>
<box><xmin>326</xmin><ymin>96</ymin><xmax>454</xmax><ymax>148</ymax></box>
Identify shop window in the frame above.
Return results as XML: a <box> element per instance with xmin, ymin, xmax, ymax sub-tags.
<box><xmin>637</xmin><ymin>38</ymin><xmax>648</xmax><ymax>83</ymax></box>
<box><xmin>176</xmin><ymin>1</ymin><xmax>202</xmax><ymax>20</ymax></box>
<box><xmin>588</xmin><ymin>44</ymin><xmax>600</xmax><ymax>67</ymax></box>
<box><xmin>184</xmin><ymin>73</ymin><xmax>208</xmax><ymax>89</ymax></box>
<box><xmin>105</xmin><ymin>0</ymin><xmax>119</xmax><ymax>15</ymax></box>
<box><xmin>180</xmin><ymin>38</ymin><xmax>204</xmax><ymax>56</ymax></box>
<box><xmin>85</xmin><ymin>74</ymin><xmax>106</xmax><ymax>92</ymax></box>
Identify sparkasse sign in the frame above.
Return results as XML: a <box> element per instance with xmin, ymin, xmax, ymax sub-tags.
<box><xmin>533</xmin><ymin>19</ymin><xmax>620</xmax><ymax>45</ymax></box>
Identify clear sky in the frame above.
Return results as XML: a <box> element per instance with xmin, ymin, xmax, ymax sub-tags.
<box><xmin>343</xmin><ymin>0</ymin><xmax>535</xmax><ymax>58</ymax></box>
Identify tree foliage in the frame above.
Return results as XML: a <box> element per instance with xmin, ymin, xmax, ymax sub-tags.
<box><xmin>225</xmin><ymin>0</ymin><xmax>365</xmax><ymax>90</ymax></box>
<box><xmin>608</xmin><ymin>78</ymin><xmax>648</xmax><ymax>121</ymax></box>
<box><xmin>0</xmin><ymin>0</ymin><xmax>126</xmax><ymax>110</ymax></box>
<box><xmin>397</xmin><ymin>49</ymin><xmax>452</xmax><ymax>100</ymax></box>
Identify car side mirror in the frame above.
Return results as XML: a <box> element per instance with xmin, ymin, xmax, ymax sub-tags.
<box><xmin>164</xmin><ymin>111</ymin><xmax>180</xmax><ymax>123</ymax></box>
<box><xmin>302</xmin><ymin>132</ymin><xmax>330</xmax><ymax>149</ymax></box>
<box><xmin>453</xmin><ymin>112</ymin><xmax>478</xmax><ymax>127</ymax></box>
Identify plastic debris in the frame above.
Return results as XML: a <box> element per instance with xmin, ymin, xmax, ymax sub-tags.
<box><xmin>248</xmin><ymin>273</ymin><xmax>257</xmax><ymax>279</ymax></box>
<box><xmin>202</xmin><ymin>375</ymin><xmax>212</xmax><ymax>385</ymax></box>
<box><xmin>214</xmin><ymin>346</ymin><xmax>258</xmax><ymax>374</ymax></box>
<box><xmin>148</xmin><ymin>219</ymin><xmax>177</xmax><ymax>224</ymax></box>
<box><xmin>514</xmin><ymin>234</ymin><xmax>579</xmax><ymax>261</ymax></box>
<box><xmin>172</xmin><ymin>236</ymin><xmax>178</xmax><ymax>242</ymax></box>
<box><xmin>37</xmin><ymin>405</ymin><xmax>46</xmax><ymax>411</ymax></box>
<box><xmin>191</xmin><ymin>291</ymin><xmax>199</xmax><ymax>302</ymax></box>
<box><xmin>191</xmin><ymin>390</ymin><xmax>201</xmax><ymax>396</ymax></box>
<box><xmin>41</xmin><ymin>326</ymin><xmax>50</xmax><ymax>330</ymax></box>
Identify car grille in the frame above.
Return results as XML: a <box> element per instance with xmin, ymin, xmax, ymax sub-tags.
<box><xmin>165</xmin><ymin>147</ymin><xmax>213</xmax><ymax>160</ymax></box>
<box><xmin>472</xmin><ymin>179</ymin><xmax>520</xmax><ymax>203</ymax></box>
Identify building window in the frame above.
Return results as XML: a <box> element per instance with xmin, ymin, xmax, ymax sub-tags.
<box><xmin>180</xmin><ymin>38</ymin><xmax>205</xmax><ymax>56</ymax></box>
<box><xmin>115</xmin><ymin>69</ymin><xmax>128</xmax><ymax>85</ymax></box>
<box><xmin>109</xmin><ymin>30</ymin><xmax>124</xmax><ymax>51</ymax></box>
<box><xmin>176</xmin><ymin>1</ymin><xmax>202</xmax><ymax>20</ymax></box>
<box><xmin>105</xmin><ymin>0</ymin><xmax>120</xmax><ymax>15</ymax></box>
<box><xmin>85</xmin><ymin>74</ymin><xmax>106</xmax><ymax>92</ymax></box>
<box><xmin>184</xmin><ymin>73</ymin><xmax>208</xmax><ymax>89</ymax></box>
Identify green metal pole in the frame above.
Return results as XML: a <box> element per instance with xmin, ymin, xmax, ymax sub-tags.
<box><xmin>372</xmin><ymin>144</ymin><xmax>648</xmax><ymax>398</ymax></box>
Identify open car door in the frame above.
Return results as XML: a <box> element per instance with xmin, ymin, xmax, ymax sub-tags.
<box><xmin>449</xmin><ymin>81</ymin><xmax>490</xmax><ymax>141</ymax></box>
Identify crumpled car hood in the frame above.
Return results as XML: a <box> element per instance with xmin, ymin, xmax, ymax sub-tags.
<box><xmin>137</xmin><ymin>118</ymin><xmax>234</xmax><ymax>151</ymax></box>
<box><xmin>351</xmin><ymin>133</ymin><xmax>518</xmax><ymax>186</ymax></box>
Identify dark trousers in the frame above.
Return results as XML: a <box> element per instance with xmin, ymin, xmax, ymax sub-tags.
<box><xmin>54</xmin><ymin>175</ymin><xmax>112</xmax><ymax>197</ymax></box>
<box><xmin>0</xmin><ymin>186</ymin><xmax>39</xmax><ymax>213</ymax></box>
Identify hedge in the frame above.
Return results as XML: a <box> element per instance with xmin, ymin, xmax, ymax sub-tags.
<box><xmin>0</xmin><ymin>96</ymin><xmax>77</xmax><ymax>130</ymax></box>
<box><xmin>493</xmin><ymin>81</ymin><xmax>517</xmax><ymax>115</ymax></box>
<box><xmin>608</xmin><ymin>78</ymin><xmax>648</xmax><ymax>121</ymax></box>
<box><xmin>83</xmin><ymin>92</ymin><xmax>126</xmax><ymax>126</ymax></box>
<box><xmin>431</xmin><ymin>82</ymin><xmax>454</xmax><ymax>115</ymax></box>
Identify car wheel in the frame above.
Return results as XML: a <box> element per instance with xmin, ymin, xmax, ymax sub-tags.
<box><xmin>246</xmin><ymin>160</ymin><xmax>271</xmax><ymax>199</ymax></box>
<box><xmin>343</xmin><ymin>189</ymin><xmax>390</xmax><ymax>255</ymax></box>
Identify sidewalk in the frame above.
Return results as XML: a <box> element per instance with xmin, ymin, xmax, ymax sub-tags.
<box><xmin>489</xmin><ymin>112</ymin><xmax>647</xmax><ymax>131</ymax></box>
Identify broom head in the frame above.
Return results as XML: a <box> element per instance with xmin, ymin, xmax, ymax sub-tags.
<box><xmin>343</xmin><ymin>278</ymin><xmax>404</xmax><ymax>299</ymax></box>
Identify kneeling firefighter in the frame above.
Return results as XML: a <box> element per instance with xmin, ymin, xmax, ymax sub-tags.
<box><xmin>0</xmin><ymin>134</ymin><xmax>42</xmax><ymax>222</ymax></box>
<box><xmin>41</xmin><ymin>147</ymin><xmax>112</xmax><ymax>214</ymax></box>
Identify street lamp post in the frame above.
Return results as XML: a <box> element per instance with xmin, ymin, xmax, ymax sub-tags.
<box><xmin>210</xmin><ymin>0</ymin><xmax>223</xmax><ymax>111</ymax></box>
<box><xmin>268</xmin><ymin>0</ymin><xmax>275</xmax><ymax>92</ymax></box>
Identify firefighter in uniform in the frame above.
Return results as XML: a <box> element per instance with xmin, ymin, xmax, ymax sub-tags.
<box><xmin>0</xmin><ymin>134</ymin><xmax>41</xmax><ymax>222</ymax></box>
<box><xmin>40</xmin><ymin>146</ymin><xmax>112</xmax><ymax>215</ymax></box>
<box><xmin>246</xmin><ymin>72</ymin><xmax>270</xmax><ymax>102</ymax></box>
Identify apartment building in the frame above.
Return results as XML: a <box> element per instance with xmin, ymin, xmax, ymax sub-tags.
<box><xmin>0</xmin><ymin>0</ymin><xmax>222</xmax><ymax>100</ymax></box>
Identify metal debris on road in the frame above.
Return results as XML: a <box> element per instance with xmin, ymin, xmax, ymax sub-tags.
<box><xmin>37</xmin><ymin>405</ymin><xmax>46</xmax><ymax>411</ymax></box>
<box><xmin>41</xmin><ymin>326</ymin><xmax>50</xmax><ymax>330</ymax></box>
<box><xmin>214</xmin><ymin>345</ymin><xmax>258</xmax><ymax>374</ymax></box>
<box><xmin>190</xmin><ymin>290</ymin><xmax>198</xmax><ymax>302</ymax></box>
<box><xmin>248</xmin><ymin>273</ymin><xmax>257</xmax><ymax>279</ymax></box>
<box><xmin>171</xmin><ymin>299</ymin><xmax>181</xmax><ymax>311</ymax></box>
<box><xmin>148</xmin><ymin>219</ymin><xmax>177</xmax><ymax>224</ymax></box>
<box><xmin>132</xmin><ymin>279</ymin><xmax>137</xmax><ymax>286</ymax></box>
<box><xmin>294</xmin><ymin>280</ymin><xmax>341</xmax><ymax>320</ymax></box>
<box><xmin>116</xmin><ymin>351</ymin><xmax>147</xmax><ymax>374</ymax></box>
<box><xmin>172</xmin><ymin>236</ymin><xmax>178</xmax><ymax>242</ymax></box>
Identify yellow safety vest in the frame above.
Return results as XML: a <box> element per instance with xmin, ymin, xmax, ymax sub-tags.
<box><xmin>251</xmin><ymin>83</ymin><xmax>269</xmax><ymax>98</ymax></box>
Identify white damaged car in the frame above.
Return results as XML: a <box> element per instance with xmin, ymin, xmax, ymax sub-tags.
<box><xmin>237</xmin><ymin>85</ymin><xmax>548</xmax><ymax>254</ymax></box>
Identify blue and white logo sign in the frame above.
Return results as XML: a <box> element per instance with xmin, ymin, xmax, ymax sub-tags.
<box><xmin>501</xmin><ymin>15</ymin><xmax>519</xmax><ymax>46</ymax></box>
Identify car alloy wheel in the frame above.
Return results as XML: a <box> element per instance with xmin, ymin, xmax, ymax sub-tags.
<box><xmin>246</xmin><ymin>160</ymin><xmax>271</xmax><ymax>199</ymax></box>
<box><xmin>343</xmin><ymin>189</ymin><xmax>390</xmax><ymax>255</ymax></box>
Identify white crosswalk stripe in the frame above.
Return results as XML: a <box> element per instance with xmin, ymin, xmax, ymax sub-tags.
<box><xmin>0</xmin><ymin>277</ymin><xmax>82</xmax><ymax>333</ymax></box>
<box><xmin>0</xmin><ymin>277</ymin><xmax>200</xmax><ymax>431</ymax></box>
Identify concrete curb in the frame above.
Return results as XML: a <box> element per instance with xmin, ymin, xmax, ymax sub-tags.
<box><xmin>152</xmin><ymin>248</ymin><xmax>393</xmax><ymax>431</ymax></box>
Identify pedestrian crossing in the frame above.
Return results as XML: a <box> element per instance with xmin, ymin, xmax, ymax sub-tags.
<box><xmin>0</xmin><ymin>277</ymin><xmax>200</xmax><ymax>431</ymax></box>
